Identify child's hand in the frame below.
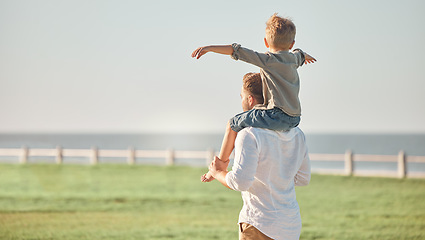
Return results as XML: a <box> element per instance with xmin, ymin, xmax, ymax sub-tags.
<box><xmin>191</xmin><ymin>46</ymin><xmax>210</xmax><ymax>59</ymax></box>
<box><xmin>304</xmin><ymin>53</ymin><xmax>317</xmax><ymax>64</ymax></box>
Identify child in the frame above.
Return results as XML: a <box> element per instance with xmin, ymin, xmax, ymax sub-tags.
<box><xmin>191</xmin><ymin>13</ymin><xmax>316</xmax><ymax>182</ymax></box>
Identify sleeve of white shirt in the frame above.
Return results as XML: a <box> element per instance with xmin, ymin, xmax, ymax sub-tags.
<box><xmin>294</xmin><ymin>137</ymin><xmax>311</xmax><ymax>186</ymax></box>
<box><xmin>225</xmin><ymin>129</ymin><xmax>259</xmax><ymax>191</ymax></box>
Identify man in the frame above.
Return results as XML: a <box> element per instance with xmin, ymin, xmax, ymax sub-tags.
<box><xmin>209</xmin><ymin>72</ymin><xmax>311</xmax><ymax>240</ymax></box>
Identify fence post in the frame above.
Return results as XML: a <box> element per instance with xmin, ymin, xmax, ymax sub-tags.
<box><xmin>128</xmin><ymin>147</ymin><xmax>135</xmax><ymax>165</ymax></box>
<box><xmin>166</xmin><ymin>148</ymin><xmax>174</xmax><ymax>166</ymax></box>
<box><xmin>20</xmin><ymin>146</ymin><xmax>28</xmax><ymax>164</ymax></box>
<box><xmin>91</xmin><ymin>147</ymin><xmax>98</xmax><ymax>165</ymax></box>
<box><xmin>206</xmin><ymin>148</ymin><xmax>215</xmax><ymax>167</ymax></box>
<box><xmin>56</xmin><ymin>146</ymin><xmax>63</xmax><ymax>164</ymax></box>
<box><xmin>345</xmin><ymin>149</ymin><xmax>353</xmax><ymax>176</ymax></box>
<box><xmin>398</xmin><ymin>150</ymin><xmax>406</xmax><ymax>178</ymax></box>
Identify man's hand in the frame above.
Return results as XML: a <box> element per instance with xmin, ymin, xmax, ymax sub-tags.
<box><xmin>304</xmin><ymin>52</ymin><xmax>317</xmax><ymax>64</ymax></box>
<box><xmin>208</xmin><ymin>156</ymin><xmax>231</xmax><ymax>189</ymax></box>
<box><xmin>200</xmin><ymin>173</ymin><xmax>215</xmax><ymax>182</ymax></box>
<box><xmin>208</xmin><ymin>156</ymin><xmax>229</xmax><ymax>179</ymax></box>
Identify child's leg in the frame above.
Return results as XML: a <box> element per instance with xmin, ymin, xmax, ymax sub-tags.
<box><xmin>201</xmin><ymin>121</ymin><xmax>237</xmax><ymax>182</ymax></box>
<box><xmin>218</xmin><ymin>121</ymin><xmax>237</xmax><ymax>161</ymax></box>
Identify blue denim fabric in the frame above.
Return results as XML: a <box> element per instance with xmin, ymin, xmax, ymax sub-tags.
<box><xmin>229</xmin><ymin>107</ymin><xmax>300</xmax><ymax>132</ymax></box>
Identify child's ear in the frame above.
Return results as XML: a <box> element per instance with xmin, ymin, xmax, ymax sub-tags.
<box><xmin>289</xmin><ymin>41</ymin><xmax>295</xmax><ymax>50</ymax></box>
<box><xmin>264</xmin><ymin>38</ymin><xmax>270</xmax><ymax>48</ymax></box>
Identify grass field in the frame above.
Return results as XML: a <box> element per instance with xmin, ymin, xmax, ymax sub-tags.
<box><xmin>0</xmin><ymin>164</ymin><xmax>424</xmax><ymax>240</ymax></box>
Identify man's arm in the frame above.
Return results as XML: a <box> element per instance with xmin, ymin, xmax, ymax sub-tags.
<box><xmin>209</xmin><ymin>156</ymin><xmax>231</xmax><ymax>189</ymax></box>
<box><xmin>191</xmin><ymin>45</ymin><xmax>234</xmax><ymax>59</ymax></box>
<box><xmin>294</xmin><ymin>140</ymin><xmax>311</xmax><ymax>186</ymax></box>
<box><xmin>211</xmin><ymin>130</ymin><xmax>259</xmax><ymax>191</ymax></box>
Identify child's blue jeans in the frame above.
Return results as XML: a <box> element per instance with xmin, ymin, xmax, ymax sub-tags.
<box><xmin>229</xmin><ymin>107</ymin><xmax>300</xmax><ymax>132</ymax></box>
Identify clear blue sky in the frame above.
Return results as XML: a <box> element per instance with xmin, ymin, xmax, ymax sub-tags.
<box><xmin>1</xmin><ymin>0</ymin><xmax>424</xmax><ymax>134</ymax></box>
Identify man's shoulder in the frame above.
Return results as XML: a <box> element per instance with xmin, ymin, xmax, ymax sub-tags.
<box><xmin>239</xmin><ymin>127</ymin><xmax>268</xmax><ymax>136</ymax></box>
<box><xmin>242</xmin><ymin>127</ymin><xmax>303</xmax><ymax>138</ymax></box>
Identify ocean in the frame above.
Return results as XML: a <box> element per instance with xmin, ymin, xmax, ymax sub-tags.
<box><xmin>1</xmin><ymin>133</ymin><xmax>425</xmax><ymax>154</ymax></box>
<box><xmin>1</xmin><ymin>133</ymin><xmax>424</xmax><ymax>173</ymax></box>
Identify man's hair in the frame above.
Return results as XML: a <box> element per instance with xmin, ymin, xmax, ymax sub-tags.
<box><xmin>265</xmin><ymin>13</ymin><xmax>296</xmax><ymax>48</ymax></box>
<box><xmin>243</xmin><ymin>73</ymin><xmax>264</xmax><ymax>104</ymax></box>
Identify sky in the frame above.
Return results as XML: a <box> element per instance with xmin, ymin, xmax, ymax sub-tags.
<box><xmin>1</xmin><ymin>0</ymin><xmax>424</xmax><ymax>134</ymax></box>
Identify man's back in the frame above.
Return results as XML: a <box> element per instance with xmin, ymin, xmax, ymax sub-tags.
<box><xmin>225</xmin><ymin>127</ymin><xmax>311</xmax><ymax>240</ymax></box>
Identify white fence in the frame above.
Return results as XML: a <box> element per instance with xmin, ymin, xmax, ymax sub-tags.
<box><xmin>0</xmin><ymin>147</ymin><xmax>425</xmax><ymax>179</ymax></box>
<box><xmin>0</xmin><ymin>147</ymin><xmax>216</xmax><ymax>167</ymax></box>
<box><xmin>309</xmin><ymin>150</ymin><xmax>425</xmax><ymax>179</ymax></box>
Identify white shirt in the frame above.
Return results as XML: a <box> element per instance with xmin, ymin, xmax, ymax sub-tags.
<box><xmin>225</xmin><ymin>127</ymin><xmax>311</xmax><ymax>240</ymax></box>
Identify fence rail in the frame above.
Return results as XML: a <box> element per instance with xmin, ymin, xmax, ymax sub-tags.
<box><xmin>0</xmin><ymin>147</ymin><xmax>424</xmax><ymax>179</ymax></box>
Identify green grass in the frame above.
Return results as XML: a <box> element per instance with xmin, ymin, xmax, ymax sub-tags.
<box><xmin>0</xmin><ymin>164</ymin><xmax>424</xmax><ymax>240</ymax></box>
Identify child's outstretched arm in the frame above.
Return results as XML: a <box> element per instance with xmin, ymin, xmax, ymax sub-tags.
<box><xmin>304</xmin><ymin>52</ymin><xmax>317</xmax><ymax>64</ymax></box>
<box><xmin>191</xmin><ymin>45</ymin><xmax>234</xmax><ymax>59</ymax></box>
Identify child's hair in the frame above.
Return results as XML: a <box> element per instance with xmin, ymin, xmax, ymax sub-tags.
<box><xmin>265</xmin><ymin>13</ymin><xmax>296</xmax><ymax>48</ymax></box>
<box><xmin>243</xmin><ymin>73</ymin><xmax>264</xmax><ymax>103</ymax></box>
